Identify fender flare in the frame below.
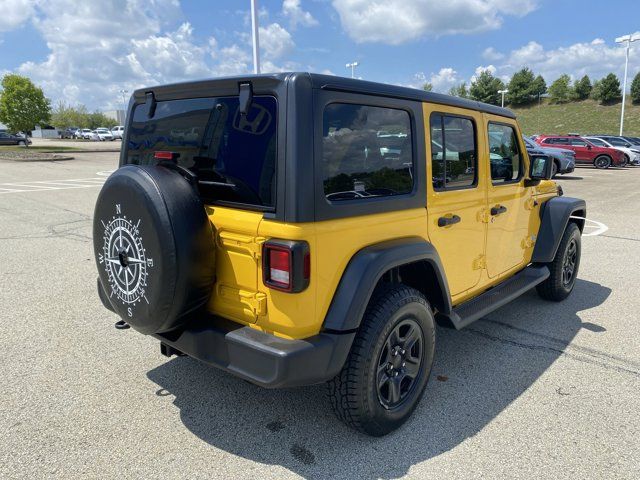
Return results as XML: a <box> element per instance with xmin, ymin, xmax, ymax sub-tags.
<box><xmin>532</xmin><ymin>196</ymin><xmax>586</xmax><ymax>264</ymax></box>
<box><xmin>322</xmin><ymin>237</ymin><xmax>452</xmax><ymax>332</ymax></box>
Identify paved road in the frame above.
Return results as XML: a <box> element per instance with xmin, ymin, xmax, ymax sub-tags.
<box><xmin>1</xmin><ymin>155</ymin><xmax>638</xmax><ymax>479</ymax></box>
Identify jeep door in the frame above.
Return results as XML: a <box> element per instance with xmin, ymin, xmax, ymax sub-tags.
<box><xmin>484</xmin><ymin>117</ymin><xmax>534</xmax><ymax>278</ymax></box>
<box><xmin>425</xmin><ymin>105</ymin><xmax>487</xmax><ymax>297</ymax></box>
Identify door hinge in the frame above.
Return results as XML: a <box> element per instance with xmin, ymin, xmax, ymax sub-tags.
<box><xmin>478</xmin><ymin>209</ymin><xmax>491</xmax><ymax>223</ymax></box>
<box><xmin>472</xmin><ymin>254</ymin><xmax>486</xmax><ymax>270</ymax></box>
<box><xmin>249</xmin><ymin>292</ymin><xmax>268</xmax><ymax>316</ymax></box>
<box><xmin>251</xmin><ymin>236</ymin><xmax>266</xmax><ymax>259</ymax></box>
<box><xmin>522</xmin><ymin>234</ymin><xmax>537</xmax><ymax>249</ymax></box>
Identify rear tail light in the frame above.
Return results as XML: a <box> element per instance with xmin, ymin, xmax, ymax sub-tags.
<box><xmin>263</xmin><ymin>240</ymin><xmax>310</xmax><ymax>293</ymax></box>
<box><xmin>154</xmin><ymin>151</ymin><xmax>180</xmax><ymax>161</ymax></box>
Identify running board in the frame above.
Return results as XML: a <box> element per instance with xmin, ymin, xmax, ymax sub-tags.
<box><xmin>437</xmin><ymin>265</ymin><xmax>550</xmax><ymax>330</ymax></box>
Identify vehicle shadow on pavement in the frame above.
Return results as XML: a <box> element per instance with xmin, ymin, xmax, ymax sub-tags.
<box><xmin>146</xmin><ymin>279</ymin><xmax>610</xmax><ymax>479</ymax></box>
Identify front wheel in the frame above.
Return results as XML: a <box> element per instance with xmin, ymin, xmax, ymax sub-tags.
<box><xmin>551</xmin><ymin>161</ymin><xmax>559</xmax><ymax>178</ymax></box>
<box><xmin>18</xmin><ymin>140</ymin><xmax>25</xmax><ymax>146</ymax></box>
<box><xmin>594</xmin><ymin>155</ymin><xmax>611</xmax><ymax>169</ymax></box>
<box><xmin>536</xmin><ymin>222</ymin><xmax>581</xmax><ymax>301</ymax></box>
<box><xmin>327</xmin><ymin>284</ymin><xmax>435</xmax><ymax>436</ymax></box>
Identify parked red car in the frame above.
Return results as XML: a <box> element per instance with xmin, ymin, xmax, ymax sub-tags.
<box><xmin>535</xmin><ymin>135</ymin><xmax>625</xmax><ymax>169</ymax></box>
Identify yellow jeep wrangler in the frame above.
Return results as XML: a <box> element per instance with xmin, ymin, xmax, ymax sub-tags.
<box><xmin>93</xmin><ymin>73</ymin><xmax>586</xmax><ymax>436</ymax></box>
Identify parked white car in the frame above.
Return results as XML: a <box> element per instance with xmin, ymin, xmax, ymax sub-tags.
<box><xmin>77</xmin><ymin>128</ymin><xmax>92</xmax><ymax>139</ymax></box>
<box><xmin>111</xmin><ymin>125</ymin><xmax>125</xmax><ymax>139</ymax></box>
<box><xmin>95</xmin><ymin>128</ymin><xmax>114</xmax><ymax>141</ymax></box>
<box><xmin>585</xmin><ymin>136</ymin><xmax>640</xmax><ymax>166</ymax></box>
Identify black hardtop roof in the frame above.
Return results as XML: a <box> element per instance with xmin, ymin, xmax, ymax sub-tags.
<box><xmin>133</xmin><ymin>72</ymin><xmax>516</xmax><ymax>119</ymax></box>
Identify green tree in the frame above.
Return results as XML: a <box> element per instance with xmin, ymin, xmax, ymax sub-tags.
<box><xmin>422</xmin><ymin>82</ymin><xmax>433</xmax><ymax>92</ymax></box>
<box><xmin>448</xmin><ymin>82</ymin><xmax>468</xmax><ymax>98</ymax></box>
<box><xmin>507</xmin><ymin>67</ymin><xmax>536</xmax><ymax>105</ymax></box>
<box><xmin>469</xmin><ymin>70</ymin><xmax>505</xmax><ymax>105</ymax></box>
<box><xmin>548</xmin><ymin>74</ymin><xmax>573</xmax><ymax>104</ymax></box>
<box><xmin>629</xmin><ymin>72</ymin><xmax>640</xmax><ymax>105</ymax></box>
<box><xmin>0</xmin><ymin>74</ymin><xmax>51</xmax><ymax>139</ymax></box>
<box><xmin>531</xmin><ymin>74</ymin><xmax>547</xmax><ymax>97</ymax></box>
<box><xmin>591</xmin><ymin>73</ymin><xmax>622</xmax><ymax>105</ymax></box>
<box><xmin>573</xmin><ymin>75</ymin><xmax>592</xmax><ymax>100</ymax></box>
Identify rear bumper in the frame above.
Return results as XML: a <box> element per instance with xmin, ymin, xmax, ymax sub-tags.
<box><xmin>97</xmin><ymin>278</ymin><xmax>354</xmax><ymax>388</ymax></box>
<box><xmin>153</xmin><ymin>319</ymin><xmax>355</xmax><ymax>388</ymax></box>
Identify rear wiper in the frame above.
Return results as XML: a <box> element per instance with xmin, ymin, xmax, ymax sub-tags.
<box><xmin>198</xmin><ymin>180</ymin><xmax>236</xmax><ymax>188</ymax></box>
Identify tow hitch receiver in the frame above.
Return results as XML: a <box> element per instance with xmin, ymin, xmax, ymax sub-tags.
<box><xmin>160</xmin><ymin>343</ymin><xmax>185</xmax><ymax>358</ymax></box>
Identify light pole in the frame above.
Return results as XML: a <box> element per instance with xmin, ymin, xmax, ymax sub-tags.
<box><xmin>615</xmin><ymin>33</ymin><xmax>640</xmax><ymax>135</ymax></box>
<box><xmin>119</xmin><ymin>89</ymin><xmax>128</xmax><ymax>124</ymax></box>
<box><xmin>251</xmin><ymin>0</ymin><xmax>261</xmax><ymax>74</ymax></box>
<box><xmin>346</xmin><ymin>61</ymin><xmax>359</xmax><ymax>79</ymax></box>
<box><xmin>498</xmin><ymin>89</ymin><xmax>508</xmax><ymax>108</ymax></box>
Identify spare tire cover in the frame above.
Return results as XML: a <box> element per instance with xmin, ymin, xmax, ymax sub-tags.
<box><xmin>93</xmin><ymin>165</ymin><xmax>216</xmax><ymax>334</ymax></box>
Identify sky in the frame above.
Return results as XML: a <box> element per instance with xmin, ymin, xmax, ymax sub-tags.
<box><xmin>0</xmin><ymin>0</ymin><xmax>639</xmax><ymax>111</ymax></box>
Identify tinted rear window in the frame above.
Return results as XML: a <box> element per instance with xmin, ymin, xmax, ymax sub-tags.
<box><xmin>126</xmin><ymin>96</ymin><xmax>277</xmax><ymax>208</ymax></box>
<box><xmin>321</xmin><ymin>103</ymin><xmax>414</xmax><ymax>201</ymax></box>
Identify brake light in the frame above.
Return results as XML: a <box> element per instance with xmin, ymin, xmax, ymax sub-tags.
<box><xmin>263</xmin><ymin>240</ymin><xmax>310</xmax><ymax>293</ymax></box>
<box><xmin>269</xmin><ymin>249</ymin><xmax>291</xmax><ymax>288</ymax></box>
<box><xmin>154</xmin><ymin>151</ymin><xmax>179</xmax><ymax>161</ymax></box>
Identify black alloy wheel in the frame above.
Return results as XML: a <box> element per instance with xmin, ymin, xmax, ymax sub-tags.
<box><xmin>376</xmin><ymin>318</ymin><xmax>424</xmax><ymax>410</ymax></box>
<box><xmin>562</xmin><ymin>238</ymin><xmax>578</xmax><ymax>287</ymax></box>
<box><xmin>594</xmin><ymin>155</ymin><xmax>611</xmax><ymax>169</ymax></box>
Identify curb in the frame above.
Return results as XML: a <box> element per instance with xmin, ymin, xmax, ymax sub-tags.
<box><xmin>0</xmin><ymin>155</ymin><xmax>75</xmax><ymax>162</ymax></box>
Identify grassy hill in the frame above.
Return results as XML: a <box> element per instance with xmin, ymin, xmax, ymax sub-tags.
<box><xmin>511</xmin><ymin>99</ymin><xmax>640</xmax><ymax>137</ymax></box>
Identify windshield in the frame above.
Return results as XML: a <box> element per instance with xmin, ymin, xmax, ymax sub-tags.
<box><xmin>125</xmin><ymin>95</ymin><xmax>277</xmax><ymax>209</ymax></box>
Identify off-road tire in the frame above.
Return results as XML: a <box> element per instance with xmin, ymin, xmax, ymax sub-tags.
<box><xmin>327</xmin><ymin>284</ymin><xmax>436</xmax><ymax>436</ymax></box>
<box><xmin>536</xmin><ymin>222</ymin><xmax>581</xmax><ymax>301</ymax></box>
<box><xmin>594</xmin><ymin>155</ymin><xmax>611</xmax><ymax>169</ymax></box>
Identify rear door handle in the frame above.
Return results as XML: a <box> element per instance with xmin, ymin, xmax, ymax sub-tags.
<box><xmin>438</xmin><ymin>215</ymin><xmax>461</xmax><ymax>227</ymax></box>
<box><xmin>490</xmin><ymin>205</ymin><xmax>507</xmax><ymax>216</ymax></box>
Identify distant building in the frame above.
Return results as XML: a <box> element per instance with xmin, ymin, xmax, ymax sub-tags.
<box><xmin>31</xmin><ymin>125</ymin><xmax>59</xmax><ymax>138</ymax></box>
<box><xmin>104</xmin><ymin>109</ymin><xmax>126</xmax><ymax>125</ymax></box>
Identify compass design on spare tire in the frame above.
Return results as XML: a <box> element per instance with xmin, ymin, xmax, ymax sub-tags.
<box><xmin>98</xmin><ymin>203</ymin><xmax>153</xmax><ymax>308</ymax></box>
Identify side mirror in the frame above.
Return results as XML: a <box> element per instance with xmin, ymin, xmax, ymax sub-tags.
<box><xmin>525</xmin><ymin>154</ymin><xmax>552</xmax><ymax>186</ymax></box>
<box><xmin>587</xmin><ymin>144</ymin><xmax>592</xmax><ymax>150</ymax></box>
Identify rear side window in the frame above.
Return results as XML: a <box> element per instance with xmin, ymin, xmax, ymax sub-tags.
<box><xmin>488</xmin><ymin>123</ymin><xmax>522</xmax><ymax>184</ymax></box>
<box><xmin>430</xmin><ymin>114</ymin><xmax>477</xmax><ymax>190</ymax></box>
<box><xmin>321</xmin><ymin>103</ymin><xmax>413</xmax><ymax>201</ymax></box>
<box><xmin>126</xmin><ymin>96</ymin><xmax>277</xmax><ymax>209</ymax></box>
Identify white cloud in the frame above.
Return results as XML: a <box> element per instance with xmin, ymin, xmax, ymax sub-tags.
<box><xmin>482</xmin><ymin>47</ymin><xmax>504</xmax><ymax>61</ymax></box>
<box><xmin>491</xmin><ymin>37</ymin><xmax>640</xmax><ymax>83</ymax></box>
<box><xmin>3</xmin><ymin>1</ymin><xmax>303</xmax><ymax>110</ymax></box>
<box><xmin>0</xmin><ymin>0</ymin><xmax>36</xmax><ymax>32</ymax></box>
<box><xmin>259</xmin><ymin>22</ymin><xmax>295</xmax><ymax>60</ymax></box>
<box><xmin>282</xmin><ymin>0</ymin><xmax>318</xmax><ymax>28</ymax></box>
<box><xmin>331</xmin><ymin>0</ymin><xmax>538</xmax><ymax>44</ymax></box>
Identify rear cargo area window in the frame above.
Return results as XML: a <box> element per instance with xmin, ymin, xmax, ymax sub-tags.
<box><xmin>126</xmin><ymin>96</ymin><xmax>277</xmax><ymax>208</ymax></box>
<box><xmin>322</xmin><ymin>103</ymin><xmax>413</xmax><ymax>201</ymax></box>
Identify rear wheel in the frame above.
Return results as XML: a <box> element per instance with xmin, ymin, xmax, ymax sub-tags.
<box><xmin>327</xmin><ymin>284</ymin><xmax>435</xmax><ymax>436</ymax></box>
<box><xmin>536</xmin><ymin>222</ymin><xmax>581</xmax><ymax>301</ymax></box>
<box><xmin>594</xmin><ymin>155</ymin><xmax>611</xmax><ymax>169</ymax></box>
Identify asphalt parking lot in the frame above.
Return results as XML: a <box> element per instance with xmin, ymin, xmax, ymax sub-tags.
<box><xmin>1</xmin><ymin>152</ymin><xmax>639</xmax><ymax>479</ymax></box>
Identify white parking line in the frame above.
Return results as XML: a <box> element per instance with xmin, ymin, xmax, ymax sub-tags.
<box><xmin>0</xmin><ymin>176</ymin><xmax>106</xmax><ymax>195</ymax></box>
<box><xmin>571</xmin><ymin>216</ymin><xmax>609</xmax><ymax>237</ymax></box>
